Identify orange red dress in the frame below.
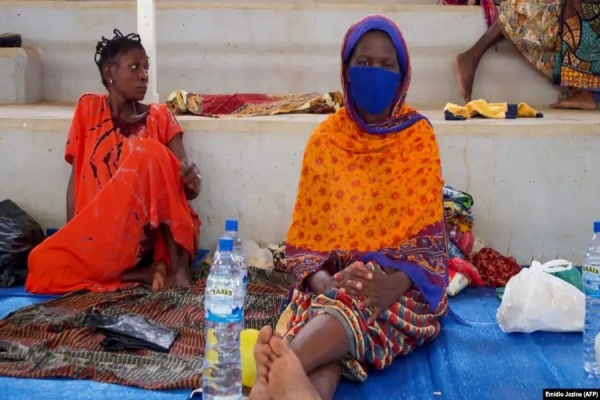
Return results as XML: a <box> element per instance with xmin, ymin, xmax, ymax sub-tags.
<box><xmin>26</xmin><ymin>93</ymin><xmax>200</xmax><ymax>294</ymax></box>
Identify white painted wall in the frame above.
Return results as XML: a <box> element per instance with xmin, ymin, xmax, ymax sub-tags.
<box><xmin>0</xmin><ymin>1</ymin><xmax>558</xmax><ymax>107</ymax></box>
<box><xmin>0</xmin><ymin>48</ymin><xmax>42</xmax><ymax>104</ymax></box>
<box><xmin>1</xmin><ymin>106</ymin><xmax>599</xmax><ymax>265</ymax></box>
<box><xmin>1</xmin><ymin>1</ymin><xmax>598</xmax><ymax>265</ymax></box>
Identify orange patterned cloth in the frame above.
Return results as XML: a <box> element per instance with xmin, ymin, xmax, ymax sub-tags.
<box><xmin>283</xmin><ymin>105</ymin><xmax>450</xmax><ymax>381</ymax></box>
<box><xmin>281</xmin><ymin>13</ymin><xmax>449</xmax><ymax>384</ymax></box>
<box><xmin>286</xmin><ymin>105</ymin><xmax>448</xmax><ymax>306</ymax></box>
<box><xmin>26</xmin><ymin>93</ymin><xmax>200</xmax><ymax>294</ymax></box>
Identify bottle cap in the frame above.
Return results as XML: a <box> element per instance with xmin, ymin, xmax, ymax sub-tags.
<box><xmin>594</xmin><ymin>221</ymin><xmax>600</xmax><ymax>234</ymax></box>
<box><xmin>218</xmin><ymin>237</ymin><xmax>234</xmax><ymax>252</ymax></box>
<box><xmin>225</xmin><ymin>219</ymin><xmax>239</xmax><ymax>232</ymax></box>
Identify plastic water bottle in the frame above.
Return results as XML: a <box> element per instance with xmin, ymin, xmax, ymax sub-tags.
<box><xmin>203</xmin><ymin>237</ymin><xmax>244</xmax><ymax>399</ymax></box>
<box><xmin>582</xmin><ymin>221</ymin><xmax>600</xmax><ymax>376</ymax></box>
<box><xmin>215</xmin><ymin>219</ymin><xmax>248</xmax><ymax>289</ymax></box>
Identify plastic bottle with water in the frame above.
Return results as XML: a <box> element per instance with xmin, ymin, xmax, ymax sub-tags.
<box><xmin>215</xmin><ymin>219</ymin><xmax>248</xmax><ymax>289</ymax></box>
<box><xmin>582</xmin><ymin>221</ymin><xmax>600</xmax><ymax>376</ymax></box>
<box><xmin>202</xmin><ymin>237</ymin><xmax>244</xmax><ymax>400</ymax></box>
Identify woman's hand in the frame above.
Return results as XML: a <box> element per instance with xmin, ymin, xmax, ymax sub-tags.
<box><xmin>333</xmin><ymin>262</ymin><xmax>412</xmax><ymax>324</ymax></box>
<box><xmin>332</xmin><ymin>262</ymin><xmax>373</xmax><ymax>295</ymax></box>
<box><xmin>358</xmin><ymin>270</ymin><xmax>411</xmax><ymax>323</ymax></box>
<box><xmin>307</xmin><ymin>269</ymin><xmax>337</xmax><ymax>295</ymax></box>
<box><xmin>180</xmin><ymin>161</ymin><xmax>201</xmax><ymax>200</ymax></box>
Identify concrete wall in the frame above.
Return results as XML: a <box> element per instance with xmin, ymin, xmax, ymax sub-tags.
<box><xmin>1</xmin><ymin>107</ymin><xmax>599</xmax><ymax>265</ymax></box>
<box><xmin>1</xmin><ymin>0</ymin><xmax>597</xmax><ymax>265</ymax></box>
<box><xmin>0</xmin><ymin>48</ymin><xmax>43</xmax><ymax>104</ymax></box>
<box><xmin>0</xmin><ymin>1</ymin><xmax>558</xmax><ymax>107</ymax></box>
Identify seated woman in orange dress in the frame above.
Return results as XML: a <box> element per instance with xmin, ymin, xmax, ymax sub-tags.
<box><xmin>249</xmin><ymin>15</ymin><xmax>448</xmax><ymax>400</ymax></box>
<box><xmin>26</xmin><ymin>30</ymin><xmax>201</xmax><ymax>294</ymax></box>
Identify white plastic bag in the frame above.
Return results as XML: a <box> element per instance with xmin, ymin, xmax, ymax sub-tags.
<box><xmin>243</xmin><ymin>240</ymin><xmax>274</xmax><ymax>271</ymax></box>
<box><xmin>496</xmin><ymin>259</ymin><xmax>585</xmax><ymax>333</ymax></box>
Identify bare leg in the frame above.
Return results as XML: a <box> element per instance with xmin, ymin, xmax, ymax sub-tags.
<box><xmin>160</xmin><ymin>223</ymin><xmax>192</xmax><ymax>288</ymax></box>
<box><xmin>307</xmin><ymin>363</ymin><xmax>341</xmax><ymax>400</ymax></box>
<box><xmin>288</xmin><ymin>314</ymin><xmax>349</xmax><ymax>374</ymax></box>
<box><xmin>454</xmin><ymin>20</ymin><xmax>504</xmax><ymax>102</ymax></box>
<box><xmin>250</xmin><ymin>314</ymin><xmax>349</xmax><ymax>400</ymax></box>
<box><xmin>551</xmin><ymin>89</ymin><xmax>598</xmax><ymax>110</ymax></box>
<box><xmin>266</xmin><ymin>333</ymin><xmax>322</xmax><ymax>400</ymax></box>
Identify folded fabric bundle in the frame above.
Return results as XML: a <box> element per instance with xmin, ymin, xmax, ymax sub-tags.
<box><xmin>444</xmin><ymin>99</ymin><xmax>543</xmax><ymax>120</ymax></box>
<box><xmin>83</xmin><ymin>312</ymin><xmax>179</xmax><ymax>353</ymax></box>
<box><xmin>166</xmin><ymin>89</ymin><xmax>344</xmax><ymax>117</ymax></box>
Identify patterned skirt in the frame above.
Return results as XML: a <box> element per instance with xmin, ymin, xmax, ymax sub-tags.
<box><xmin>281</xmin><ymin>284</ymin><xmax>448</xmax><ymax>382</ymax></box>
<box><xmin>498</xmin><ymin>0</ymin><xmax>562</xmax><ymax>79</ymax></box>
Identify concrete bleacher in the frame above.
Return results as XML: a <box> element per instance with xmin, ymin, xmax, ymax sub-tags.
<box><xmin>1</xmin><ymin>1</ymin><xmax>557</xmax><ymax>106</ymax></box>
<box><xmin>0</xmin><ymin>1</ymin><xmax>599</xmax><ymax>265</ymax></box>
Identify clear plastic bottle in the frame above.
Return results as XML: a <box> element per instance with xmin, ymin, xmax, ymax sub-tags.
<box><xmin>202</xmin><ymin>237</ymin><xmax>244</xmax><ymax>400</ymax></box>
<box><xmin>215</xmin><ymin>219</ymin><xmax>248</xmax><ymax>289</ymax></box>
<box><xmin>582</xmin><ymin>221</ymin><xmax>600</xmax><ymax>376</ymax></box>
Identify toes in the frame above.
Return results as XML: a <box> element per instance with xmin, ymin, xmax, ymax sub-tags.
<box><xmin>259</xmin><ymin>365</ymin><xmax>269</xmax><ymax>384</ymax></box>
<box><xmin>151</xmin><ymin>274</ymin><xmax>165</xmax><ymax>291</ymax></box>
<box><xmin>254</xmin><ymin>327</ymin><xmax>273</xmax><ymax>361</ymax></box>
<box><xmin>259</xmin><ymin>365</ymin><xmax>269</xmax><ymax>377</ymax></box>
<box><xmin>254</xmin><ymin>327</ymin><xmax>275</xmax><ymax>371</ymax></box>
<box><xmin>150</xmin><ymin>262</ymin><xmax>168</xmax><ymax>291</ymax></box>
<box><xmin>257</xmin><ymin>325</ymin><xmax>273</xmax><ymax>344</ymax></box>
<box><xmin>268</xmin><ymin>335</ymin><xmax>289</xmax><ymax>357</ymax></box>
<box><xmin>255</xmin><ymin>350</ymin><xmax>272</xmax><ymax>367</ymax></box>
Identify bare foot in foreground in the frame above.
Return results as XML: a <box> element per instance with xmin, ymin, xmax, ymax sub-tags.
<box><xmin>266</xmin><ymin>333</ymin><xmax>321</xmax><ymax>400</ymax></box>
<box><xmin>248</xmin><ymin>326</ymin><xmax>273</xmax><ymax>400</ymax></box>
<box><xmin>551</xmin><ymin>90</ymin><xmax>597</xmax><ymax>110</ymax></box>
<box><xmin>454</xmin><ymin>52</ymin><xmax>477</xmax><ymax>103</ymax></box>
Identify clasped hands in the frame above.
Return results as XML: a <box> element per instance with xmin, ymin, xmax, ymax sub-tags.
<box><xmin>330</xmin><ymin>261</ymin><xmax>411</xmax><ymax>324</ymax></box>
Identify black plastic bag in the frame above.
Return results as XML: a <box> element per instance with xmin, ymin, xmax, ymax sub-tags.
<box><xmin>0</xmin><ymin>199</ymin><xmax>45</xmax><ymax>288</ymax></box>
<box><xmin>83</xmin><ymin>312</ymin><xmax>179</xmax><ymax>353</ymax></box>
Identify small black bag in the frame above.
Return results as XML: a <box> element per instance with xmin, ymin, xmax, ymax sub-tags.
<box><xmin>84</xmin><ymin>312</ymin><xmax>179</xmax><ymax>353</ymax></box>
<box><xmin>0</xmin><ymin>199</ymin><xmax>45</xmax><ymax>288</ymax></box>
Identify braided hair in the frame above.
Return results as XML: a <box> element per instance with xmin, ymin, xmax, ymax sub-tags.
<box><xmin>94</xmin><ymin>29</ymin><xmax>144</xmax><ymax>87</ymax></box>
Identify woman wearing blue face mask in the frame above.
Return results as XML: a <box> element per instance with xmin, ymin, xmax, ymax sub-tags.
<box><xmin>249</xmin><ymin>15</ymin><xmax>448</xmax><ymax>400</ymax></box>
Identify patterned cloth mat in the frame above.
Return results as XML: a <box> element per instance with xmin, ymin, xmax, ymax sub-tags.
<box><xmin>166</xmin><ymin>90</ymin><xmax>344</xmax><ymax>117</ymax></box>
<box><xmin>0</xmin><ymin>265</ymin><xmax>293</xmax><ymax>390</ymax></box>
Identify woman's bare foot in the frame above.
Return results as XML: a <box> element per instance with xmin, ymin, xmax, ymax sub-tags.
<box><xmin>266</xmin><ymin>334</ymin><xmax>321</xmax><ymax>400</ymax></box>
<box><xmin>551</xmin><ymin>90</ymin><xmax>597</xmax><ymax>110</ymax></box>
<box><xmin>122</xmin><ymin>261</ymin><xmax>167</xmax><ymax>290</ymax></box>
<box><xmin>165</xmin><ymin>262</ymin><xmax>193</xmax><ymax>289</ymax></box>
<box><xmin>454</xmin><ymin>52</ymin><xmax>477</xmax><ymax>103</ymax></box>
<box><xmin>150</xmin><ymin>261</ymin><xmax>167</xmax><ymax>291</ymax></box>
<box><xmin>248</xmin><ymin>326</ymin><xmax>273</xmax><ymax>400</ymax></box>
<box><xmin>160</xmin><ymin>223</ymin><xmax>193</xmax><ymax>289</ymax></box>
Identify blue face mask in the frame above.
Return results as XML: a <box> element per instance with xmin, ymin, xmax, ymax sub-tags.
<box><xmin>348</xmin><ymin>66</ymin><xmax>402</xmax><ymax>116</ymax></box>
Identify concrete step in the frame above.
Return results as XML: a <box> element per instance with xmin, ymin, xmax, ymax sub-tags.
<box><xmin>1</xmin><ymin>103</ymin><xmax>598</xmax><ymax>265</ymax></box>
<box><xmin>0</xmin><ymin>1</ymin><xmax>558</xmax><ymax>107</ymax></box>
<box><xmin>30</xmin><ymin>0</ymin><xmax>440</xmax><ymax>3</ymax></box>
